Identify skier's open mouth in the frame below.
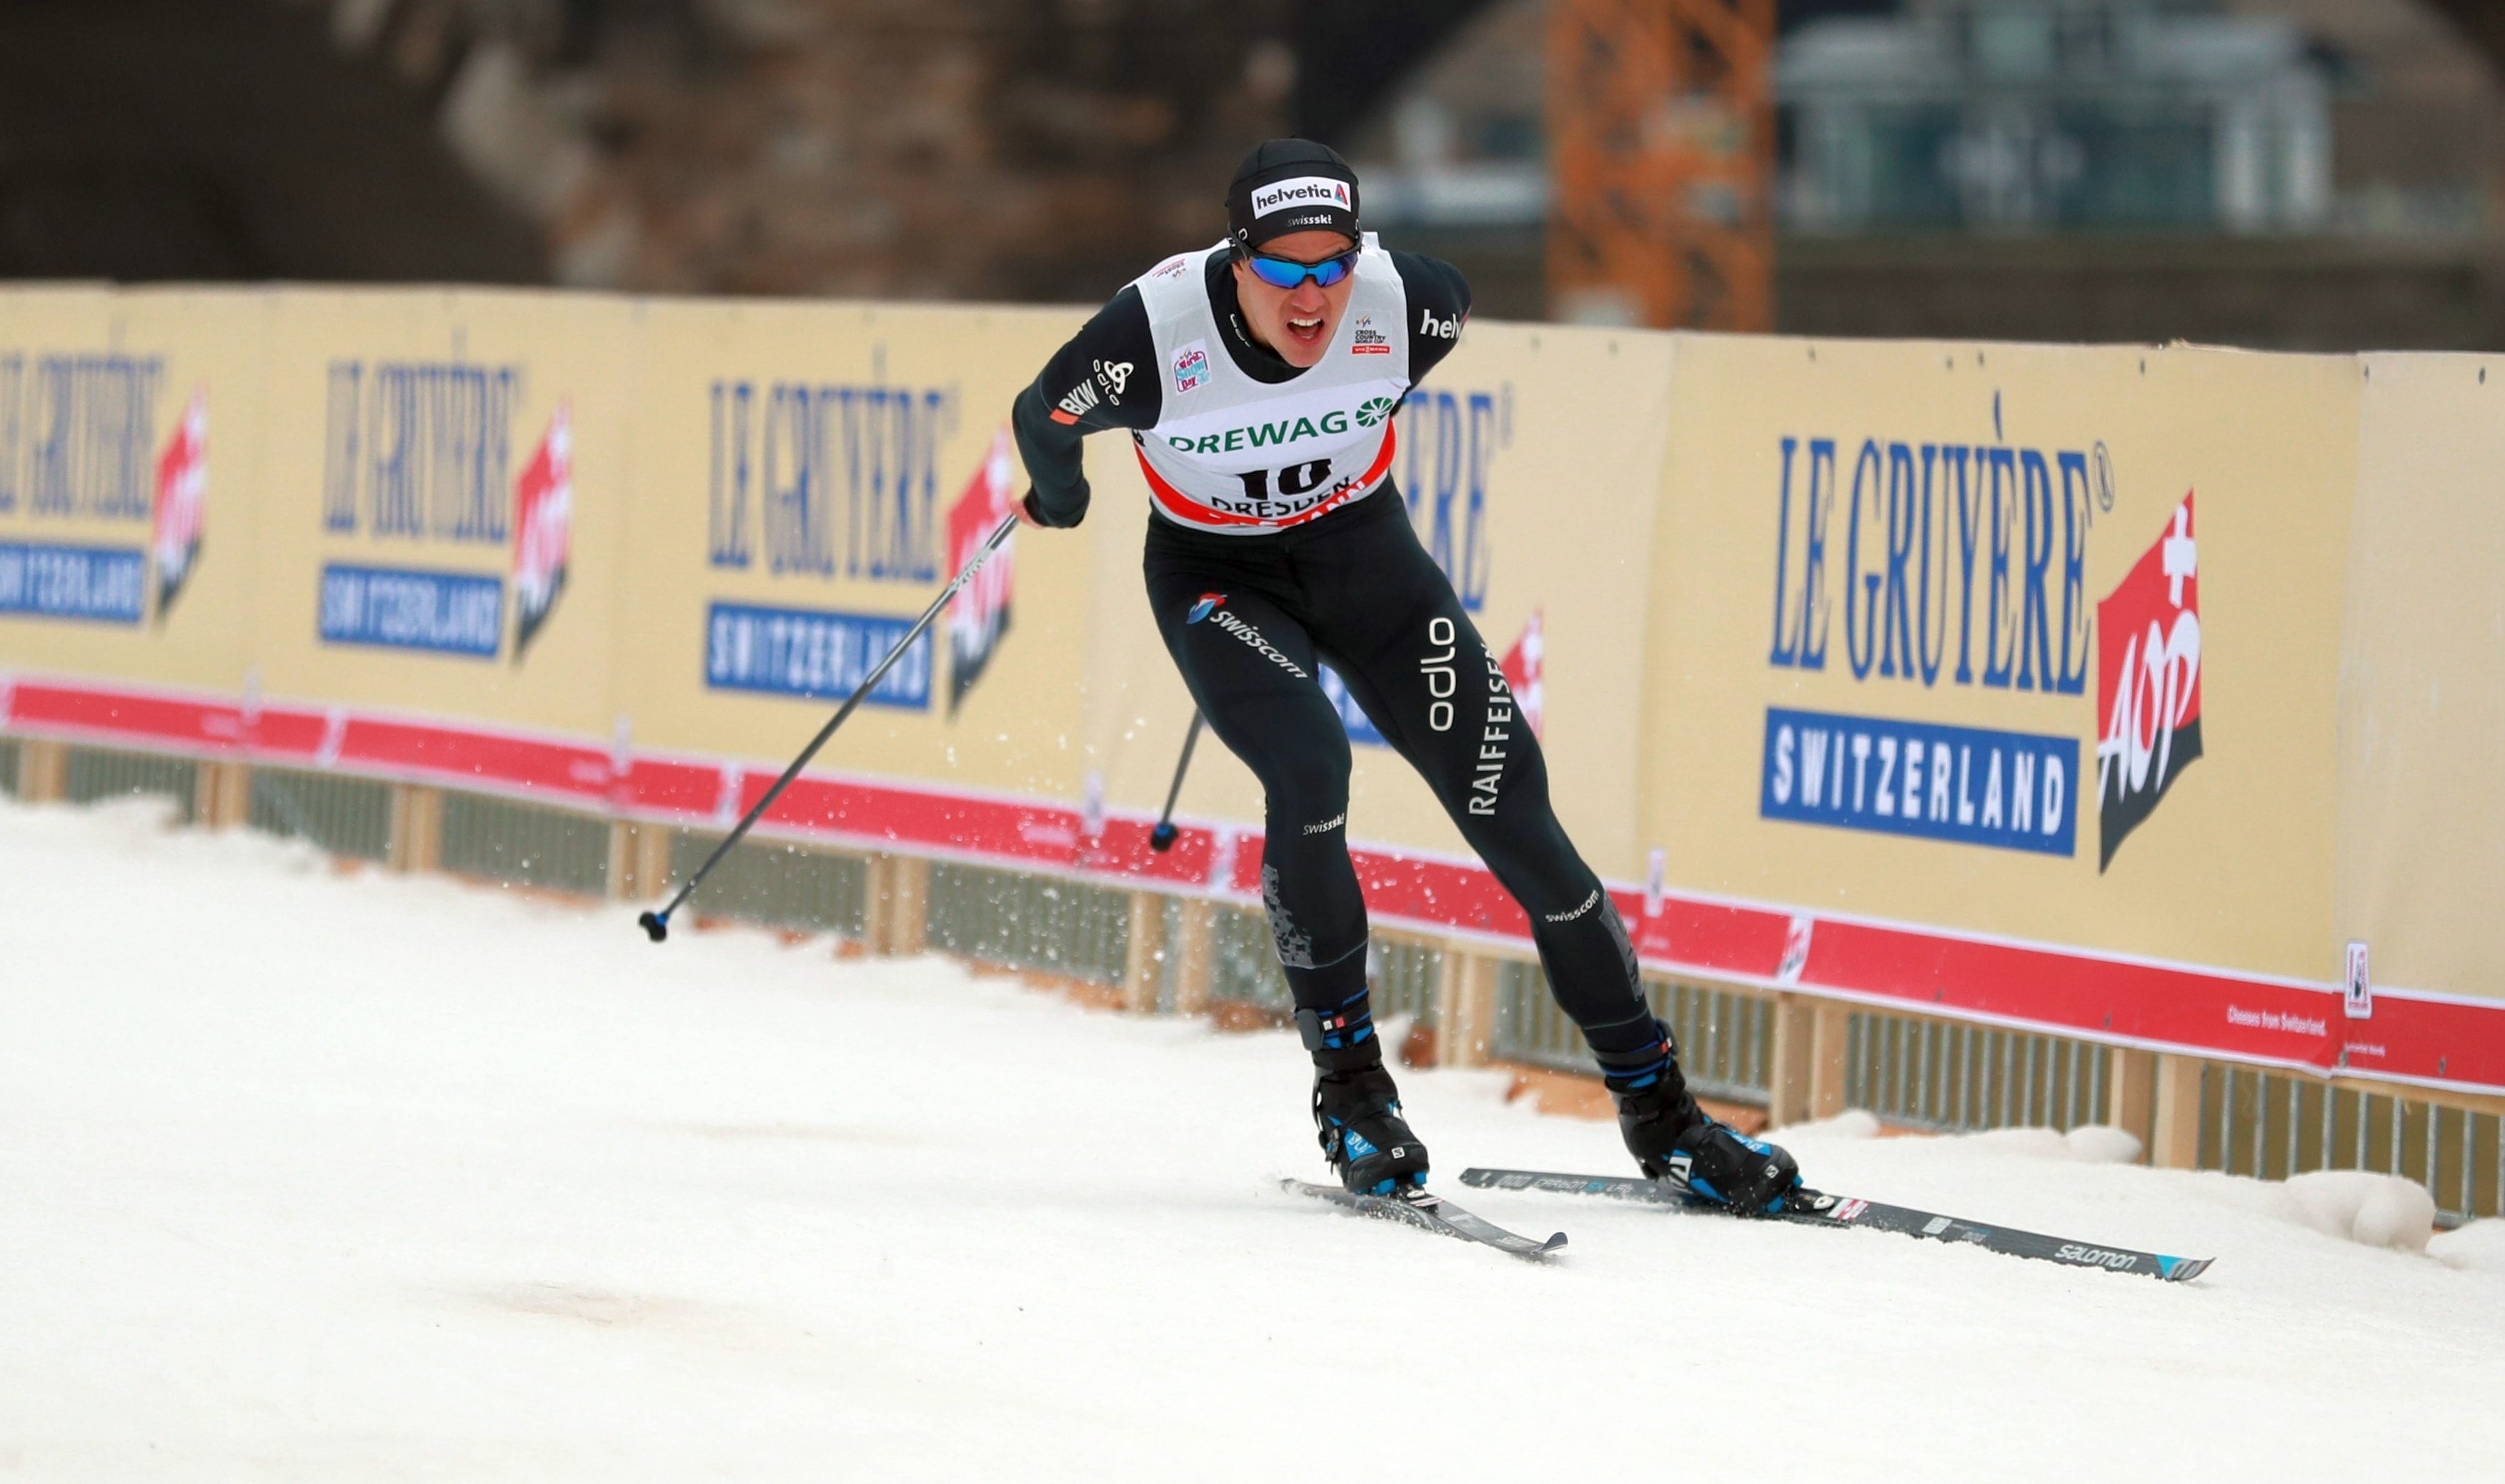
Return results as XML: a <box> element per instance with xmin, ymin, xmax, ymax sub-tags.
<box><xmin>1285</xmin><ymin>313</ymin><xmax>1328</xmax><ymax>346</ymax></box>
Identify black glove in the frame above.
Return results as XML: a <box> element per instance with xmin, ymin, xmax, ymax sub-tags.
<box><xmin>1022</xmin><ymin>487</ymin><xmax>1087</xmax><ymax>529</ymax></box>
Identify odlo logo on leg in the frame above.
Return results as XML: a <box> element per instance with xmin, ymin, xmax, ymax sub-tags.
<box><xmin>1187</xmin><ymin>593</ymin><xmax>1225</xmax><ymax>624</ymax></box>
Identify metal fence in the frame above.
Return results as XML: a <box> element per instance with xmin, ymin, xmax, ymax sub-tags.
<box><xmin>1846</xmin><ymin>1013</ymin><xmax>2114</xmax><ymax>1135</ymax></box>
<box><xmin>1493</xmin><ymin>962</ymin><xmax>1773</xmax><ymax>1104</ymax></box>
<box><xmin>2204</xmin><ymin>1062</ymin><xmax>2501</xmax><ymax>1222</ymax></box>
<box><xmin>926</xmin><ymin>863</ymin><xmax>1132</xmax><ymax>984</ymax></box>
<box><xmin>1371</xmin><ymin>936</ymin><xmax>1440</xmax><ymax>1027</ymax></box>
<box><xmin>1492</xmin><ymin>967</ymin><xmax>2128</xmax><ymax>1132</ymax></box>
<box><xmin>64</xmin><ymin>747</ymin><xmax>197</xmax><ymax>822</ymax></box>
<box><xmin>249</xmin><ymin>767</ymin><xmax>394</xmax><ymax>862</ymax></box>
<box><xmin>670</xmin><ymin>831</ymin><xmax>868</xmax><ymax>939</ymax></box>
<box><xmin>439</xmin><ymin>792</ymin><xmax>611</xmax><ymax>896</ymax></box>
<box><xmin>1208</xmin><ymin>904</ymin><xmax>1293</xmax><ymax>1009</ymax></box>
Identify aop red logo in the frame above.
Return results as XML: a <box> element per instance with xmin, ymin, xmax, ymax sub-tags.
<box><xmin>151</xmin><ymin>389</ymin><xmax>208</xmax><ymax>622</ymax></box>
<box><xmin>510</xmin><ymin>402</ymin><xmax>573</xmax><ymax>662</ymax></box>
<box><xmin>2093</xmin><ymin>493</ymin><xmax>2201</xmax><ymax>869</ymax></box>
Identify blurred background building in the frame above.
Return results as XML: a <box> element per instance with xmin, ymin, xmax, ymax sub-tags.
<box><xmin>1346</xmin><ymin>0</ymin><xmax>2505</xmax><ymax>346</ymax></box>
<box><xmin>1</xmin><ymin>0</ymin><xmax>2500</xmax><ymax>347</ymax></box>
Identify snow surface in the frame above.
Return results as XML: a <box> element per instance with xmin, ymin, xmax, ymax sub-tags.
<box><xmin>4</xmin><ymin>797</ymin><xmax>2501</xmax><ymax>1480</ymax></box>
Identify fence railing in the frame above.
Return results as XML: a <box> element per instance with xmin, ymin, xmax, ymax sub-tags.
<box><xmin>250</xmin><ymin>767</ymin><xmax>395</xmax><ymax>862</ymax></box>
<box><xmin>66</xmin><ymin>748</ymin><xmax>198</xmax><ymax>824</ymax></box>
<box><xmin>439</xmin><ymin>792</ymin><xmax>612</xmax><ymax>897</ymax></box>
<box><xmin>669</xmin><ymin>831</ymin><xmax>868</xmax><ymax>940</ymax></box>
<box><xmin>927</xmin><ymin>863</ymin><xmax>1132</xmax><ymax>985</ymax></box>
<box><xmin>1495</xmin><ymin>963</ymin><xmax>1773</xmax><ymax>1105</ymax></box>
<box><xmin>1846</xmin><ymin>1013</ymin><xmax>2116</xmax><ymax>1135</ymax></box>
<box><xmin>2205</xmin><ymin>1062</ymin><xmax>2501</xmax><ymax>1220</ymax></box>
<box><xmin>9</xmin><ymin>734</ymin><xmax>2500</xmax><ymax>1223</ymax></box>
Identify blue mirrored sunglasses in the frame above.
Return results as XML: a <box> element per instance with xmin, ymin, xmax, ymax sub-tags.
<box><xmin>1243</xmin><ymin>248</ymin><xmax>1360</xmax><ymax>290</ymax></box>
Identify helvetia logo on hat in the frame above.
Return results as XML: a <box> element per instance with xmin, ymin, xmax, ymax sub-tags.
<box><xmin>1187</xmin><ymin>593</ymin><xmax>1225</xmax><ymax>624</ymax></box>
<box><xmin>1250</xmin><ymin>176</ymin><xmax>1351</xmax><ymax>218</ymax></box>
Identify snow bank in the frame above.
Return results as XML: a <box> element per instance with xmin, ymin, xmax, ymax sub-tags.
<box><xmin>2431</xmin><ymin>1220</ymin><xmax>2505</xmax><ymax>1276</ymax></box>
<box><xmin>1778</xmin><ymin>1108</ymin><xmax>1882</xmax><ymax>1139</ymax></box>
<box><xmin>1773</xmin><ymin>1113</ymin><xmax>2138</xmax><ymax>1165</ymax></box>
<box><xmin>2195</xmin><ymin>1167</ymin><xmax>2439</xmax><ymax>1253</ymax></box>
<box><xmin>1955</xmin><ymin>1124</ymin><xmax>2145</xmax><ymax>1164</ymax></box>
<box><xmin>2281</xmin><ymin>1170</ymin><xmax>2440</xmax><ymax>1253</ymax></box>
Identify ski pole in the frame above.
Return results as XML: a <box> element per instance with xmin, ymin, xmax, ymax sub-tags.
<box><xmin>638</xmin><ymin>513</ymin><xmax>1020</xmax><ymax>942</ymax></box>
<box><xmin>1148</xmin><ymin>710</ymin><xmax>1204</xmax><ymax>852</ymax></box>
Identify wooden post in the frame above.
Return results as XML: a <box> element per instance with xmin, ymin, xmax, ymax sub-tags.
<box><xmin>389</xmin><ymin>785</ymin><xmax>442</xmax><ymax>873</ymax></box>
<box><xmin>868</xmin><ymin>854</ymin><xmax>930</xmax><ymax>955</ymax></box>
<box><xmin>1773</xmin><ymin>997</ymin><xmax>1853</xmax><ymax>1122</ymax></box>
<box><xmin>2108</xmin><ymin>1047</ymin><xmax>2158</xmax><ymax>1159</ymax></box>
<box><xmin>2151</xmin><ymin>1053</ymin><xmax>2205</xmax><ymax>1170</ymax></box>
<box><xmin>892</xmin><ymin>857</ymin><xmax>928</xmax><ymax>954</ymax></box>
<box><xmin>1122</xmin><ymin>892</ymin><xmax>1165</xmax><ymax>1013</ymax></box>
<box><xmin>607</xmin><ymin>821</ymin><xmax>674</xmax><ymax>902</ymax></box>
<box><xmin>1768</xmin><ymin>993</ymin><xmax>1813</xmax><ymax>1127</ymax></box>
<box><xmin>16</xmin><ymin>739</ymin><xmax>66</xmax><ymax>802</ymax></box>
<box><xmin>1773</xmin><ymin>995</ymin><xmax>1851</xmax><ymax>1125</ymax></box>
<box><xmin>1807</xmin><ymin>1000</ymin><xmax>1851</xmax><ymax>1120</ymax></box>
<box><xmin>865</xmin><ymin>856</ymin><xmax>895</xmax><ymax>952</ymax></box>
<box><xmin>1172</xmin><ymin>899</ymin><xmax>1216</xmax><ymax>1017</ymax></box>
<box><xmin>1435</xmin><ymin>947</ymin><xmax>1500</xmax><ymax>1068</ymax></box>
<box><xmin>193</xmin><ymin>760</ymin><xmax>251</xmax><ymax>830</ymax></box>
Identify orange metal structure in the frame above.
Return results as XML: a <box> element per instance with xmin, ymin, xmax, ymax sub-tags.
<box><xmin>1546</xmin><ymin>0</ymin><xmax>1776</xmax><ymax>330</ymax></box>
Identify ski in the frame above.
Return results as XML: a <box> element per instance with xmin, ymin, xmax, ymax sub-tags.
<box><xmin>1281</xmin><ymin>1178</ymin><xmax>1568</xmax><ymax>1260</ymax></box>
<box><xmin>1457</xmin><ymin>1168</ymin><xmax>2212</xmax><ymax>1283</ymax></box>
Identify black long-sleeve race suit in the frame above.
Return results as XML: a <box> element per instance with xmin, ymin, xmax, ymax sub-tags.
<box><xmin>1011</xmin><ymin>248</ymin><xmax>1661</xmax><ymax>1069</ymax></box>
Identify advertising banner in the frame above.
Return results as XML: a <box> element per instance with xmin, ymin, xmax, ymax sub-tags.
<box><xmin>236</xmin><ymin>288</ymin><xmax>639</xmax><ymax>797</ymax></box>
<box><xmin>609</xmin><ymin>299</ymin><xmax>1102</xmax><ymax>853</ymax></box>
<box><xmin>0</xmin><ymin>287</ymin><xmax>272</xmax><ymax>752</ymax></box>
<box><xmin>1638</xmin><ymin>336</ymin><xmax>2363</xmax><ymax>1067</ymax></box>
<box><xmin>2330</xmin><ymin>354</ymin><xmax>2505</xmax><ymax>1085</ymax></box>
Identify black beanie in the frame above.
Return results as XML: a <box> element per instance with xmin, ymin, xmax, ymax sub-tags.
<box><xmin>1225</xmin><ymin>139</ymin><xmax>1360</xmax><ymax>252</ymax></box>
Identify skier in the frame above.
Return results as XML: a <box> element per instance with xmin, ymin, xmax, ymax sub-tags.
<box><xmin>1011</xmin><ymin>139</ymin><xmax>1803</xmax><ymax>1216</ymax></box>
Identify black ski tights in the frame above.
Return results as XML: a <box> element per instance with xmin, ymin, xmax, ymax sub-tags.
<box><xmin>1145</xmin><ymin>489</ymin><xmax>1657</xmax><ymax>1064</ymax></box>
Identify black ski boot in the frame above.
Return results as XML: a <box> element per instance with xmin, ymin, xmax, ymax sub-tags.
<box><xmin>1599</xmin><ymin>1022</ymin><xmax>1801</xmax><ymax>1215</ymax></box>
<box><xmin>1304</xmin><ymin>1012</ymin><xmax>1429</xmax><ymax>1196</ymax></box>
<box><xmin>1313</xmin><ymin>1058</ymin><xmax>1430</xmax><ymax>1196</ymax></box>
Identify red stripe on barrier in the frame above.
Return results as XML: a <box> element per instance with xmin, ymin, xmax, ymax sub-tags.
<box><xmin>617</xmin><ymin>757</ymin><xmax>723</xmax><ymax>817</ymax></box>
<box><xmin>1351</xmin><ymin>850</ymin><xmax>1530</xmax><ymax>938</ymax></box>
<box><xmin>8</xmin><ymin>681</ymin><xmax>243</xmax><ymax>750</ymax></box>
<box><xmin>1635</xmin><ymin>896</ymin><xmax>1796</xmax><ymax>980</ymax></box>
<box><xmin>245</xmin><ymin>707</ymin><xmax>334</xmax><ymax>761</ymax></box>
<box><xmin>743</xmin><ymin>773</ymin><xmax>1082</xmax><ymax>862</ymax></box>
<box><xmin>1799</xmin><ymin>916</ymin><xmax>2343</xmax><ymax>1070</ymax></box>
<box><xmin>2341</xmin><ymin>994</ymin><xmax>2505</xmax><ymax>1090</ymax></box>
<box><xmin>334</xmin><ymin>717</ymin><xmax>612</xmax><ymax>801</ymax></box>
<box><xmin>13</xmin><ymin>674</ymin><xmax>2505</xmax><ymax>1094</ymax></box>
